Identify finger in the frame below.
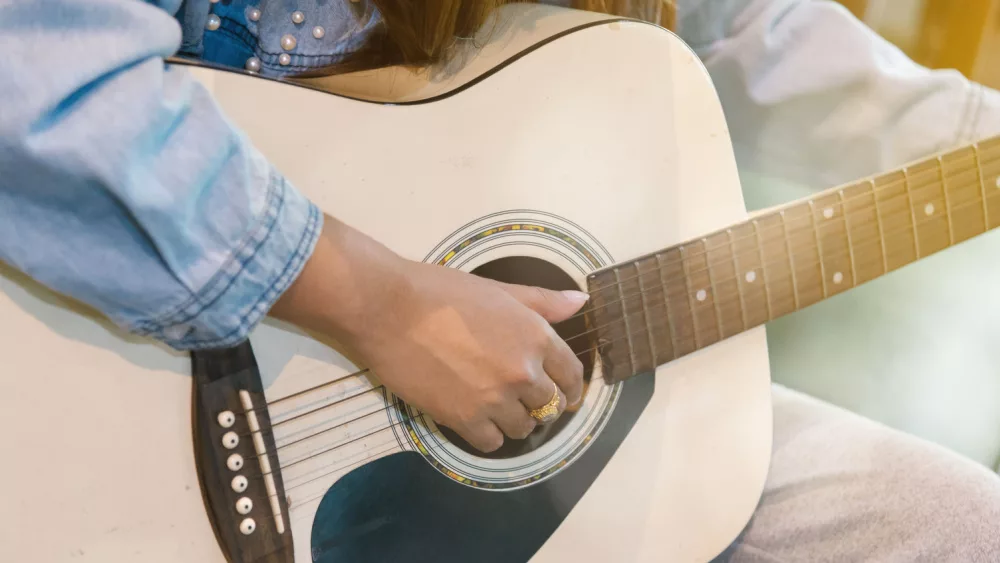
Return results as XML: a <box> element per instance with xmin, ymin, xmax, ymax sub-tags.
<box><xmin>500</xmin><ymin>284</ymin><xmax>590</xmax><ymax>323</ymax></box>
<box><xmin>542</xmin><ymin>328</ymin><xmax>585</xmax><ymax>406</ymax></box>
<box><xmin>520</xmin><ymin>373</ymin><xmax>567</xmax><ymax>425</ymax></box>
<box><xmin>491</xmin><ymin>403</ymin><xmax>537</xmax><ymax>440</ymax></box>
<box><xmin>454</xmin><ymin>419</ymin><xmax>505</xmax><ymax>453</ymax></box>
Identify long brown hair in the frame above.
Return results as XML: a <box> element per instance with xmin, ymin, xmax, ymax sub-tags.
<box><xmin>315</xmin><ymin>1</ymin><xmax>674</xmax><ymax>73</ymax></box>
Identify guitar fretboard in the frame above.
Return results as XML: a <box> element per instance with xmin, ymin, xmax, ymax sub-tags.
<box><xmin>587</xmin><ymin>135</ymin><xmax>1000</xmax><ymax>383</ymax></box>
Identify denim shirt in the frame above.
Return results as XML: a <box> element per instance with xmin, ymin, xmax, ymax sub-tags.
<box><xmin>176</xmin><ymin>0</ymin><xmax>382</xmax><ymax>76</ymax></box>
<box><xmin>2</xmin><ymin>0</ymin><xmax>997</xmax><ymax>351</ymax></box>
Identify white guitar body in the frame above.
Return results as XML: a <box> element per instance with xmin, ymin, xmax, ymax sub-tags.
<box><xmin>1</xmin><ymin>7</ymin><xmax>771</xmax><ymax>563</ymax></box>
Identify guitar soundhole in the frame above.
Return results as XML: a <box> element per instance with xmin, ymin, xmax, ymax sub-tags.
<box><xmin>437</xmin><ymin>256</ymin><xmax>595</xmax><ymax>460</ymax></box>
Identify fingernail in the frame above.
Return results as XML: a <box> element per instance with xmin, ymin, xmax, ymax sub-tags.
<box><xmin>563</xmin><ymin>290</ymin><xmax>590</xmax><ymax>304</ymax></box>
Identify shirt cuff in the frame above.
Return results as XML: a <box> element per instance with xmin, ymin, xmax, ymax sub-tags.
<box><xmin>132</xmin><ymin>169</ymin><xmax>322</xmax><ymax>350</ymax></box>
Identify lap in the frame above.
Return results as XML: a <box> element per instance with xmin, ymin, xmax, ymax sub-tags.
<box><xmin>714</xmin><ymin>384</ymin><xmax>1000</xmax><ymax>562</ymax></box>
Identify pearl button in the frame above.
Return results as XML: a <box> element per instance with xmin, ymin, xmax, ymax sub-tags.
<box><xmin>217</xmin><ymin>411</ymin><xmax>235</xmax><ymax>428</ymax></box>
<box><xmin>279</xmin><ymin>53</ymin><xmax>291</xmax><ymax>66</ymax></box>
<box><xmin>239</xmin><ymin>518</ymin><xmax>256</xmax><ymax>535</ymax></box>
<box><xmin>163</xmin><ymin>324</ymin><xmax>188</xmax><ymax>341</ymax></box>
<box><xmin>280</xmin><ymin>34</ymin><xmax>297</xmax><ymax>51</ymax></box>
<box><xmin>231</xmin><ymin>475</ymin><xmax>248</xmax><ymax>493</ymax></box>
<box><xmin>247</xmin><ymin>7</ymin><xmax>261</xmax><ymax>22</ymax></box>
<box><xmin>226</xmin><ymin>454</ymin><xmax>244</xmax><ymax>472</ymax></box>
<box><xmin>312</xmin><ymin>26</ymin><xmax>325</xmax><ymax>39</ymax></box>
<box><xmin>236</xmin><ymin>497</ymin><xmax>253</xmax><ymax>515</ymax></box>
<box><xmin>291</xmin><ymin>11</ymin><xmax>305</xmax><ymax>24</ymax></box>
<box><xmin>222</xmin><ymin>431</ymin><xmax>239</xmax><ymax>449</ymax></box>
<box><xmin>245</xmin><ymin>57</ymin><xmax>261</xmax><ymax>73</ymax></box>
<box><xmin>205</xmin><ymin>14</ymin><xmax>221</xmax><ymax>31</ymax></box>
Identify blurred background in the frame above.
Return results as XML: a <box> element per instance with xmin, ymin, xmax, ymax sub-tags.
<box><xmin>839</xmin><ymin>0</ymin><xmax>1000</xmax><ymax>88</ymax></box>
<box><xmin>744</xmin><ymin>0</ymin><xmax>1000</xmax><ymax>474</ymax></box>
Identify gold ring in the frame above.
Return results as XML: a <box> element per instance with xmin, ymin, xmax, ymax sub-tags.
<box><xmin>528</xmin><ymin>383</ymin><xmax>562</xmax><ymax>424</ymax></box>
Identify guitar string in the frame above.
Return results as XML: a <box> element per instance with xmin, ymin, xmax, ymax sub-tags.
<box><xmin>232</xmin><ymin>187</ymin><xmax>998</xmax><ymax>465</ymax></box>
<box><xmin>562</xmin><ymin>150</ymin><xmax>998</xmax><ymax>325</ymax></box>
<box><xmin>275</xmin><ymin>188</ymin><xmax>999</xmax><ymax>514</ymax></box>
<box><xmin>279</xmin><ymin>148</ymin><xmax>1000</xmax><ymax>516</ymax></box>
<box><xmin>268</xmin><ymin>410</ymin><xmax>588</xmax><ymax>512</ymax></box>
<box><xmin>552</xmin><ymin>189</ymin><xmax>1000</xmax><ymax>358</ymax></box>
<box><xmin>240</xmin><ymin>181</ymin><xmax>998</xmax><ymax>448</ymax></box>
<box><xmin>556</xmin><ymin>163</ymin><xmax>998</xmax><ymax>344</ymax></box>
<box><xmin>286</xmin><ymin>441</ymin><xmax>404</xmax><ymax>516</ymax></box>
<box><xmin>253</xmin><ymin>151</ymin><xmax>996</xmax><ymax>410</ymax></box>
<box><xmin>239</xmin><ymin>216</ymin><xmax>958</xmax><ymax>508</ymax></box>
<box><xmin>269</xmin><ymin>199</ymin><xmax>968</xmax><ymax>504</ymax></box>
<box><xmin>239</xmin><ymin>383</ymin><xmax>386</xmax><ymax>438</ymax></box>
<box><xmin>263</xmin><ymin>370</ymin><xmax>371</xmax><ymax>409</ymax></box>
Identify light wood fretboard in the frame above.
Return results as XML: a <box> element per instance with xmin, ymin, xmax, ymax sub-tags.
<box><xmin>587</xmin><ymin>135</ymin><xmax>1000</xmax><ymax>383</ymax></box>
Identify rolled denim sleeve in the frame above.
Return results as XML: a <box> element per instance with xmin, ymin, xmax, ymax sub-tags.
<box><xmin>0</xmin><ymin>0</ymin><xmax>322</xmax><ymax>350</ymax></box>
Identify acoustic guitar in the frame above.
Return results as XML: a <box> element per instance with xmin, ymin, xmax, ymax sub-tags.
<box><xmin>4</xmin><ymin>6</ymin><xmax>999</xmax><ymax>563</ymax></box>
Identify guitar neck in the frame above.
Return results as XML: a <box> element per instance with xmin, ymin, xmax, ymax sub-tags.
<box><xmin>587</xmin><ymin>135</ymin><xmax>1000</xmax><ymax>383</ymax></box>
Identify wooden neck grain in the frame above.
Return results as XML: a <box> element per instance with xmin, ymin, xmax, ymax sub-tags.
<box><xmin>587</xmin><ymin>135</ymin><xmax>1000</xmax><ymax>383</ymax></box>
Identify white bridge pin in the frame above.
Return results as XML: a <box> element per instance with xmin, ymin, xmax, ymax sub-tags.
<box><xmin>226</xmin><ymin>454</ymin><xmax>244</xmax><ymax>471</ymax></box>
<box><xmin>217</xmin><ymin>411</ymin><xmax>235</xmax><ymax>428</ymax></box>
<box><xmin>231</xmin><ymin>475</ymin><xmax>248</xmax><ymax>493</ymax></box>
<box><xmin>222</xmin><ymin>431</ymin><xmax>239</xmax><ymax>449</ymax></box>
<box><xmin>239</xmin><ymin>518</ymin><xmax>256</xmax><ymax>535</ymax></box>
<box><xmin>236</xmin><ymin>497</ymin><xmax>253</xmax><ymax>515</ymax></box>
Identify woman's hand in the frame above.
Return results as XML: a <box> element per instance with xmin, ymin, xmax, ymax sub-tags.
<box><xmin>271</xmin><ymin>215</ymin><xmax>588</xmax><ymax>452</ymax></box>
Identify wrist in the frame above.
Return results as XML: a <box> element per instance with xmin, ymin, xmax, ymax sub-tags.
<box><xmin>270</xmin><ymin>214</ymin><xmax>412</xmax><ymax>345</ymax></box>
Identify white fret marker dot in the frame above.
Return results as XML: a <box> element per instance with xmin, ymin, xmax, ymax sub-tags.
<box><xmin>995</xmin><ymin>176</ymin><xmax>1000</xmax><ymax>188</ymax></box>
<box><xmin>823</xmin><ymin>207</ymin><xmax>834</xmax><ymax>219</ymax></box>
<box><xmin>833</xmin><ymin>272</ymin><xmax>844</xmax><ymax>285</ymax></box>
<box><xmin>924</xmin><ymin>203</ymin><xmax>935</xmax><ymax>216</ymax></box>
<box><xmin>696</xmin><ymin>289</ymin><xmax>707</xmax><ymax>302</ymax></box>
<box><xmin>745</xmin><ymin>271</ymin><xmax>757</xmax><ymax>283</ymax></box>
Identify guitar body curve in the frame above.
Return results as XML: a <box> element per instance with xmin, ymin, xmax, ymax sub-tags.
<box><xmin>1</xmin><ymin>9</ymin><xmax>771</xmax><ymax>563</ymax></box>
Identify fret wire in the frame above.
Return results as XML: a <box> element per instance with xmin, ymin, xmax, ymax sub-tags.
<box><xmin>654</xmin><ymin>253</ymin><xmax>679</xmax><ymax>354</ymax></box>
<box><xmin>728</xmin><ymin>229</ymin><xmax>749</xmax><ymax>331</ymax></box>
<box><xmin>612</xmin><ymin>268</ymin><xmax>637</xmax><ymax>374</ymax></box>
<box><xmin>752</xmin><ymin>219</ymin><xmax>773</xmax><ymax>320</ymax></box>
<box><xmin>581</xmin><ymin>148</ymin><xmax>1000</xmax><ymax>327</ymax></box>
<box><xmin>584</xmin><ymin>189</ymin><xmax>1000</xmax><ymax>361</ymax></box>
<box><xmin>837</xmin><ymin>189</ymin><xmax>858</xmax><ymax>285</ymax></box>
<box><xmin>704</xmin><ymin>238</ymin><xmax>725</xmax><ymax>339</ymax></box>
<box><xmin>679</xmin><ymin>246</ymin><xmax>701</xmax><ymax>348</ymax></box>
<box><xmin>903</xmin><ymin>167</ymin><xmax>922</xmax><ymax>258</ymax></box>
<box><xmin>634</xmin><ymin>260</ymin><xmax>659</xmax><ymax>366</ymax></box>
<box><xmin>807</xmin><ymin>201</ymin><xmax>829</xmax><ymax>298</ymax></box>
<box><xmin>939</xmin><ymin>156</ymin><xmax>955</xmax><ymax>245</ymax></box>
<box><xmin>974</xmin><ymin>143</ymin><xmax>989</xmax><ymax>229</ymax></box>
<box><xmin>871</xmin><ymin>179</ymin><xmax>889</xmax><ymax>274</ymax></box>
<box><xmin>779</xmin><ymin>211</ymin><xmax>800</xmax><ymax>309</ymax></box>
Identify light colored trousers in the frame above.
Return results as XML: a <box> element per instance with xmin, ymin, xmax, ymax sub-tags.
<box><xmin>716</xmin><ymin>385</ymin><xmax>1000</xmax><ymax>561</ymax></box>
<box><xmin>677</xmin><ymin>1</ymin><xmax>1000</xmax><ymax>560</ymax></box>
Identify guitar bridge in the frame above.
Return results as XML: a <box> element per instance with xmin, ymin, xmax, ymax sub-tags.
<box><xmin>191</xmin><ymin>341</ymin><xmax>293</xmax><ymax>563</ymax></box>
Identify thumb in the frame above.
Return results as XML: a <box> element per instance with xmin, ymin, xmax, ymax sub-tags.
<box><xmin>501</xmin><ymin>284</ymin><xmax>590</xmax><ymax>323</ymax></box>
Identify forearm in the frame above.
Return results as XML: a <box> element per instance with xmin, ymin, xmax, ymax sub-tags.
<box><xmin>0</xmin><ymin>0</ymin><xmax>321</xmax><ymax>349</ymax></box>
<box><xmin>270</xmin><ymin>215</ymin><xmax>411</xmax><ymax>348</ymax></box>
